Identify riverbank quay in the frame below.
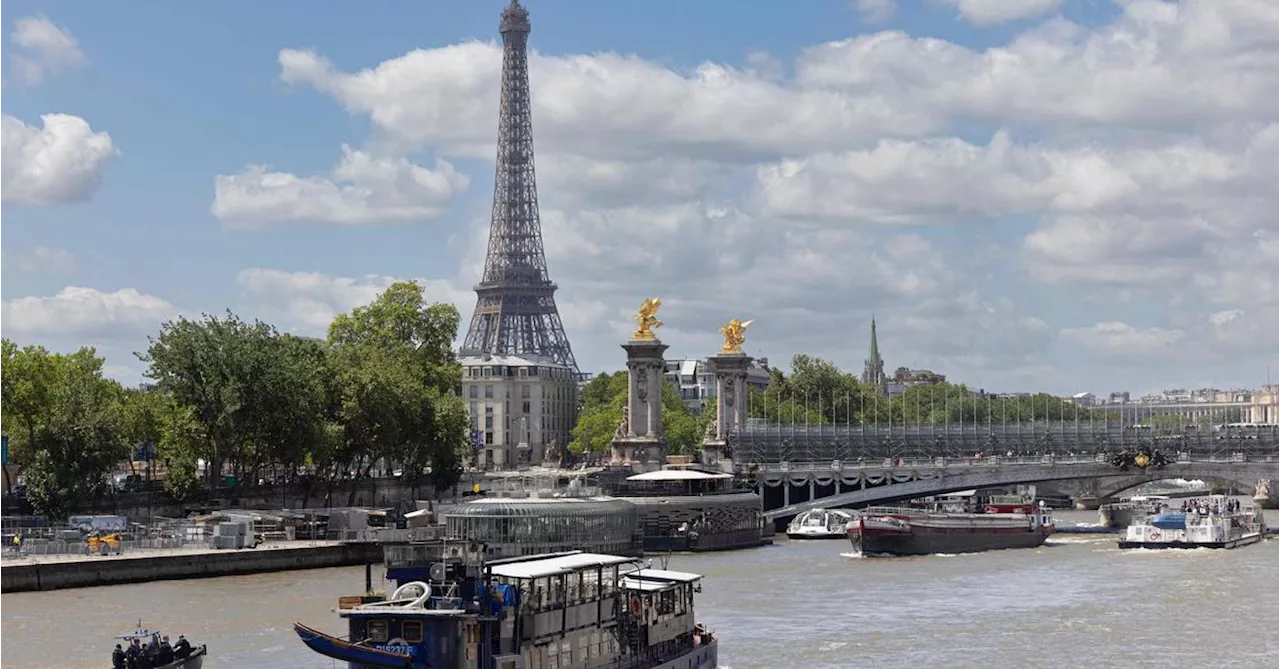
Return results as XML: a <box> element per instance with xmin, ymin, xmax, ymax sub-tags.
<box><xmin>1</xmin><ymin>540</ymin><xmax>382</xmax><ymax>593</ymax></box>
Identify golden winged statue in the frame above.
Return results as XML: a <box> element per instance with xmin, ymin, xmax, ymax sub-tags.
<box><xmin>720</xmin><ymin>318</ymin><xmax>754</xmax><ymax>353</ymax></box>
<box><xmin>632</xmin><ymin>297</ymin><xmax>664</xmax><ymax>340</ymax></box>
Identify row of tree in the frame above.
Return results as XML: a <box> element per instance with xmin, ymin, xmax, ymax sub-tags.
<box><xmin>2</xmin><ymin>282</ymin><xmax>469</xmax><ymax>518</ymax></box>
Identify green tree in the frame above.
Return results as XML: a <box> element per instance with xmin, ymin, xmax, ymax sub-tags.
<box><xmin>139</xmin><ymin>311</ymin><xmax>334</xmax><ymax>491</ymax></box>
<box><xmin>0</xmin><ymin>340</ymin><xmax>15</xmax><ymax>491</ymax></box>
<box><xmin>568</xmin><ymin>372</ymin><xmax>629</xmax><ymax>456</ymax></box>
<box><xmin>14</xmin><ymin>347</ymin><xmax>126</xmax><ymax>518</ymax></box>
<box><xmin>327</xmin><ymin>281</ymin><xmax>466</xmax><ymax>499</ymax></box>
<box><xmin>565</xmin><ymin>372</ymin><xmax>705</xmax><ymax>456</ymax></box>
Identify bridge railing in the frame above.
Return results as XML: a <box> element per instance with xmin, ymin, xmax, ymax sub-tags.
<box><xmin>727</xmin><ymin>422</ymin><xmax>1279</xmax><ymax>464</ymax></box>
<box><xmin>736</xmin><ymin>452</ymin><xmax>1277</xmax><ymax>475</ymax></box>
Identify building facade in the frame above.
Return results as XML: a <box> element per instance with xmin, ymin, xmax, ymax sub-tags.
<box><xmin>461</xmin><ymin>354</ymin><xmax>578</xmax><ymax>469</ymax></box>
<box><xmin>1079</xmin><ymin>386</ymin><xmax>1279</xmax><ymax>425</ymax></box>
<box><xmin>663</xmin><ymin>357</ymin><xmax>772</xmax><ymax>414</ymax></box>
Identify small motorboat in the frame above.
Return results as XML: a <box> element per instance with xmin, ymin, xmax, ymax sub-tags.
<box><xmin>111</xmin><ymin>623</ymin><xmax>207</xmax><ymax>669</ymax></box>
<box><xmin>786</xmin><ymin>508</ymin><xmax>856</xmax><ymax>539</ymax></box>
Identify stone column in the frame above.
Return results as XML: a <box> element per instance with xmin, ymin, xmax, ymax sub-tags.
<box><xmin>611</xmin><ymin>338</ymin><xmax>669</xmax><ymax>472</ymax></box>
<box><xmin>1254</xmin><ymin>479</ymin><xmax>1278</xmax><ymax>510</ymax></box>
<box><xmin>702</xmin><ymin>353</ymin><xmax>752</xmax><ymax>471</ymax></box>
<box><xmin>1073</xmin><ymin>477</ymin><xmax>1100</xmax><ymax>510</ymax></box>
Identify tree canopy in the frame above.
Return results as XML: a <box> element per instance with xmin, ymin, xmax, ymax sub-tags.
<box><xmin>568</xmin><ymin>371</ymin><xmax>710</xmax><ymax>456</ymax></box>
<box><xmin>1</xmin><ymin>342</ymin><xmax>128</xmax><ymax>517</ymax></box>
<box><xmin>1</xmin><ymin>280</ymin><xmax>471</xmax><ymax>518</ymax></box>
<box><xmin>132</xmin><ymin>282</ymin><xmax>469</xmax><ymax>499</ymax></box>
<box><xmin>747</xmin><ymin>354</ymin><xmax>1127</xmax><ymax>425</ymax></box>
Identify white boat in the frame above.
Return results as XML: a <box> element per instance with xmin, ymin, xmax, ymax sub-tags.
<box><xmin>1118</xmin><ymin>495</ymin><xmax>1266</xmax><ymax>549</ymax></box>
<box><xmin>786</xmin><ymin>508</ymin><xmax>855</xmax><ymax>539</ymax></box>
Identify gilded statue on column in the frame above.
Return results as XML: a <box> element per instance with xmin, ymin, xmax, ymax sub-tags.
<box><xmin>632</xmin><ymin>297</ymin><xmax>663</xmax><ymax>340</ymax></box>
<box><xmin>720</xmin><ymin>318</ymin><xmax>754</xmax><ymax>353</ymax></box>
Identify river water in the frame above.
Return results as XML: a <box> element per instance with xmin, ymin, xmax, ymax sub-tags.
<box><xmin>3</xmin><ymin>510</ymin><xmax>1277</xmax><ymax>669</ymax></box>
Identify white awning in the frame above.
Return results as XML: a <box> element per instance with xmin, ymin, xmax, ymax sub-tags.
<box><xmin>626</xmin><ymin>469</ymin><xmax>732</xmax><ymax>481</ymax></box>
<box><xmin>489</xmin><ymin>553</ymin><xmax>637</xmax><ymax>579</ymax></box>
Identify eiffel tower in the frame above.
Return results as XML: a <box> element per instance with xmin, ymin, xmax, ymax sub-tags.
<box><xmin>461</xmin><ymin>0</ymin><xmax>578</xmax><ymax>371</ymax></box>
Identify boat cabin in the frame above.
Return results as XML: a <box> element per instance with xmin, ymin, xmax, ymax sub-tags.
<box><xmin>484</xmin><ymin>552</ymin><xmax>709</xmax><ymax>669</ymax></box>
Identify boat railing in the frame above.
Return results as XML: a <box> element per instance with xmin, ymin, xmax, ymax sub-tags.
<box><xmin>861</xmin><ymin>507</ymin><xmax>922</xmax><ymax>517</ymax></box>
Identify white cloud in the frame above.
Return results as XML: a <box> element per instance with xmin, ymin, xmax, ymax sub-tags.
<box><xmin>234</xmin><ymin>0</ymin><xmax>1277</xmax><ymax>393</ymax></box>
<box><xmin>1061</xmin><ymin>322</ymin><xmax>1187</xmax><ymax>358</ymax></box>
<box><xmin>235</xmin><ymin>269</ymin><xmax>474</xmax><ymax>335</ymax></box>
<box><xmin>1</xmin><ymin>113</ymin><xmax>120</xmax><ymax>205</ymax></box>
<box><xmin>276</xmin><ymin>43</ymin><xmax>939</xmax><ymax>162</ymax></box>
<box><xmin>852</xmin><ymin>0</ymin><xmax>896</xmax><ymax>24</ymax></box>
<box><xmin>212</xmin><ymin>145</ymin><xmax>469</xmax><ymax>228</ymax></box>
<box><xmin>940</xmin><ymin>0</ymin><xmax>1062</xmax><ymax>26</ymax></box>
<box><xmin>3</xmin><ymin>245</ymin><xmax>77</xmax><ymax>274</ymax></box>
<box><xmin>8</xmin><ymin>14</ymin><xmax>86</xmax><ymax>84</ymax></box>
<box><xmin>795</xmin><ymin>2</ymin><xmax>1277</xmax><ymax>129</ymax></box>
<box><xmin>1</xmin><ymin>286</ymin><xmax>176</xmax><ymax>340</ymax></box>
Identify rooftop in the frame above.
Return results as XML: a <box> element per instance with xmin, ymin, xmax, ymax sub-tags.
<box><xmin>458</xmin><ymin>353</ymin><xmax>570</xmax><ymax>368</ymax></box>
<box><xmin>488</xmin><ymin>552</ymin><xmax>638</xmax><ymax>579</ymax></box>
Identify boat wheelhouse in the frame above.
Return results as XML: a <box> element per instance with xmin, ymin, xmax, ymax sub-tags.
<box><xmin>295</xmin><ymin>548</ymin><xmax>718</xmax><ymax>669</ymax></box>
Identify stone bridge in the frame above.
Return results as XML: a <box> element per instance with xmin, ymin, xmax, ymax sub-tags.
<box><xmin>758</xmin><ymin>454</ymin><xmax>1279</xmax><ymax>522</ymax></box>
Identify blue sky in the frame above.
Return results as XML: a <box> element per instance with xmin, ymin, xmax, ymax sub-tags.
<box><xmin>2</xmin><ymin>0</ymin><xmax>1277</xmax><ymax>396</ymax></box>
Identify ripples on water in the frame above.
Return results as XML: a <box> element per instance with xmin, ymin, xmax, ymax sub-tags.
<box><xmin>3</xmin><ymin>510</ymin><xmax>1277</xmax><ymax>668</ymax></box>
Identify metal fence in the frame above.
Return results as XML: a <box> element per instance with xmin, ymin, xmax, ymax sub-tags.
<box><xmin>329</xmin><ymin>527</ymin><xmax>446</xmax><ymax>544</ymax></box>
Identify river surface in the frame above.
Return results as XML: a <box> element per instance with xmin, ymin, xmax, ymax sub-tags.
<box><xmin>4</xmin><ymin>510</ymin><xmax>1278</xmax><ymax>669</ymax></box>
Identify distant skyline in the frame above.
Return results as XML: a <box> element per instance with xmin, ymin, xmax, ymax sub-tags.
<box><xmin>2</xmin><ymin>0</ymin><xmax>1277</xmax><ymax>396</ymax></box>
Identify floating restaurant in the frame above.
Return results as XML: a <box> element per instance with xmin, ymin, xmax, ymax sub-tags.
<box><xmin>611</xmin><ymin>467</ymin><xmax>769</xmax><ymax>552</ymax></box>
<box><xmin>443</xmin><ymin>492</ymin><xmax>642</xmax><ymax>558</ymax></box>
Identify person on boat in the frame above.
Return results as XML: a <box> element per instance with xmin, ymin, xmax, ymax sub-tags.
<box><xmin>157</xmin><ymin>637</ymin><xmax>174</xmax><ymax>665</ymax></box>
<box><xmin>112</xmin><ymin>644</ymin><xmax>126</xmax><ymax>669</ymax></box>
<box><xmin>173</xmin><ymin>635</ymin><xmax>192</xmax><ymax>659</ymax></box>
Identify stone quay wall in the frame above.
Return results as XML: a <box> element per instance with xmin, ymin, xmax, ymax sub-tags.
<box><xmin>1</xmin><ymin>541</ymin><xmax>383</xmax><ymax>593</ymax></box>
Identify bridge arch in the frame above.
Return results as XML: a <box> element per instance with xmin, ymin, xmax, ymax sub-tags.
<box><xmin>1096</xmin><ymin>472</ymin><xmax>1262</xmax><ymax>501</ymax></box>
<box><xmin>761</xmin><ymin>459</ymin><xmax>1276</xmax><ymax>522</ymax></box>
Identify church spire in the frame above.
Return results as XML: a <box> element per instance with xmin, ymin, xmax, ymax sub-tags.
<box><xmin>868</xmin><ymin>315</ymin><xmax>880</xmax><ymax>367</ymax></box>
<box><xmin>862</xmin><ymin>316</ymin><xmax>886</xmax><ymax>393</ymax></box>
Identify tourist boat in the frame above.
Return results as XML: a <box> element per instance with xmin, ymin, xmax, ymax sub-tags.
<box><xmin>1118</xmin><ymin>495</ymin><xmax>1267</xmax><ymax>549</ymax></box>
<box><xmin>111</xmin><ymin>625</ymin><xmax>206</xmax><ymax>669</ymax></box>
<box><xmin>847</xmin><ymin>494</ymin><xmax>1056</xmax><ymax>556</ymax></box>
<box><xmin>294</xmin><ymin>548</ymin><xmax>718</xmax><ymax>669</ymax></box>
<box><xmin>785</xmin><ymin>508</ymin><xmax>855</xmax><ymax>539</ymax></box>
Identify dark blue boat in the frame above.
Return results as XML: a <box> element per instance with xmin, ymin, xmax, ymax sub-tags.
<box><xmin>294</xmin><ymin>621</ymin><xmax>418</xmax><ymax>669</ymax></box>
<box><xmin>294</xmin><ymin>548</ymin><xmax>718</xmax><ymax>669</ymax></box>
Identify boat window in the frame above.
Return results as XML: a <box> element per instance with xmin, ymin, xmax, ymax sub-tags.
<box><xmin>368</xmin><ymin>620</ymin><xmax>389</xmax><ymax>643</ymax></box>
<box><xmin>403</xmin><ymin>620</ymin><xmax>424</xmax><ymax>643</ymax></box>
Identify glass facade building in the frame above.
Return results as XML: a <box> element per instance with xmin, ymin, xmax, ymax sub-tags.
<box><xmin>444</xmin><ymin>496</ymin><xmax>640</xmax><ymax>558</ymax></box>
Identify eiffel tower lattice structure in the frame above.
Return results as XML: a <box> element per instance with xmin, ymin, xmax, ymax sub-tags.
<box><xmin>461</xmin><ymin>0</ymin><xmax>578</xmax><ymax>371</ymax></box>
